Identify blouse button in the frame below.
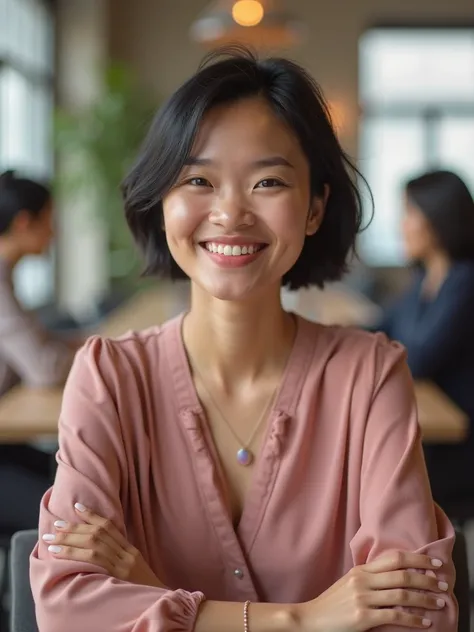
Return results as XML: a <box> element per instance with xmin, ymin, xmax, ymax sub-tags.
<box><xmin>233</xmin><ymin>568</ymin><xmax>244</xmax><ymax>579</ymax></box>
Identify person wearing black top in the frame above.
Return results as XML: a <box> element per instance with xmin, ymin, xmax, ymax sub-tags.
<box><xmin>376</xmin><ymin>170</ymin><xmax>474</xmax><ymax>508</ymax></box>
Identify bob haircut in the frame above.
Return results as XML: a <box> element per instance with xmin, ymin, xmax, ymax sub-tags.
<box><xmin>406</xmin><ymin>170</ymin><xmax>474</xmax><ymax>261</ymax></box>
<box><xmin>0</xmin><ymin>170</ymin><xmax>51</xmax><ymax>235</ymax></box>
<box><xmin>123</xmin><ymin>47</ymin><xmax>368</xmax><ymax>289</ymax></box>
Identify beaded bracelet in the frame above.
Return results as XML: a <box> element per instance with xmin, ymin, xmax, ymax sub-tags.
<box><xmin>243</xmin><ymin>600</ymin><xmax>250</xmax><ymax>632</ymax></box>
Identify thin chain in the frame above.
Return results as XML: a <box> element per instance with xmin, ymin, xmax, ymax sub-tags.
<box><xmin>193</xmin><ymin>367</ymin><xmax>278</xmax><ymax>450</ymax></box>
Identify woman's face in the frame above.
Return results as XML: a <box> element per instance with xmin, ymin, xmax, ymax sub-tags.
<box><xmin>162</xmin><ymin>97</ymin><xmax>325</xmax><ymax>301</ymax></box>
<box><xmin>401</xmin><ymin>195</ymin><xmax>438</xmax><ymax>262</ymax></box>
<box><xmin>14</xmin><ymin>198</ymin><xmax>54</xmax><ymax>256</ymax></box>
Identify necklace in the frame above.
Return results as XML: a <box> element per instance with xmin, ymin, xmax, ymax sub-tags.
<box><xmin>193</xmin><ymin>369</ymin><xmax>278</xmax><ymax>467</ymax></box>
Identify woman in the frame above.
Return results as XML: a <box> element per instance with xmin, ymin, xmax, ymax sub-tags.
<box><xmin>375</xmin><ymin>170</ymin><xmax>474</xmax><ymax>508</ymax></box>
<box><xmin>0</xmin><ymin>170</ymin><xmax>79</xmax><ymax>532</ymax></box>
<box><xmin>31</xmin><ymin>50</ymin><xmax>457</xmax><ymax>631</ymax></box>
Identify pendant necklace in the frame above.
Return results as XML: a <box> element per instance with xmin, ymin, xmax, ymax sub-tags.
<box><xmin>194</xmin><ymin>369</ymin><xmax>277</xmax><ymax>467</ymax></box>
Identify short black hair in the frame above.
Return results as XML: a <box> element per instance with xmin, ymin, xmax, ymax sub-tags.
<box><xmin>0</xmin><ymin>170</ymin><xmax>51</xmax><ymax>235</ymax></box>
<box><xmin>123</xmin><ymin>47</ymin><xmax>368</xmax><ymax>289</ymax></box>
<box><xmin>406</xmin><ymin>170</ymin><xmax>474</xmax><ymax>261</ymax></box>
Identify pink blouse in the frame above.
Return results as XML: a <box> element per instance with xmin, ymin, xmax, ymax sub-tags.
<box><xmin>30</xmin><ymin>314</ymin><xmax>458</xmax><ymax>631</ymax></box>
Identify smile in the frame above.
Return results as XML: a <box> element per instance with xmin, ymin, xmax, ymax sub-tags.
<box><xmin>199</xmin><ymin>241</ymin><xmax>268</xmax><ymax>268</ymax></box>
<box><xmin>202</xmin><ymin>242</ymin><xmax>266</xmax><ymax>256</ymax></box>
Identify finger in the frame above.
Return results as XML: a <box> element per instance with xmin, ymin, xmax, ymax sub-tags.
<box><xmin>50</xmin><ymin>521</ymin><xmax>125</xmax><ymax>558</ymax></box>
<box><xmin>368</xmin><ymin>569</ymin><xmax>449</xmax><ymax>594</ymax></box>
<box><xmin>47</xmin><ymin>544</ymin><xmax>117</xmax><ymax>576</ymax></box>
<box><xmin>364</xmin><ymin>551</ymin><xmax>443</xmax><ymax>574</ymax></box>
<box><xmin>370</xmin><ymin>588</ymin><xmax>446</xmax><ymax>611</ymax></box>
<box><xmin>42</xmin><ymin>530</ymin><xmax>119</xmax><ymax>566</ymax></box>
<box><xmin>74</xmin><ymin>504</ymin><xmax>134</xmax><ymax>554</ymax></box>
<box><xmin>370</xmin><ymin>608</ymin><xmax>433</xmax><ymax>629</ymax></box>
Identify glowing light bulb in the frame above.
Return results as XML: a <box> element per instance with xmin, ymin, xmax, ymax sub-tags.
<box><xmin>232</xmin><ymin>0</ymin><xmax>264</xmax><ymax>27</ymax></box>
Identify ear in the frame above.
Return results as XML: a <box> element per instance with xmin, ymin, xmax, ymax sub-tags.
<box><xmin>306</xmin><ymin>184</ymin><xmax>330</xmax><ymax>236</ymax></box>
<box><xmin>10</xmin><ymin>210</ymin><xmax>34</xmax><ymax>233</ymax></box>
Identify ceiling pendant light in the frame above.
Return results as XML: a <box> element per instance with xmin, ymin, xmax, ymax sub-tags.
<box><xmin>190</xmin><ymin>0</ymin><xmax>304</xmax><ymax>51</ymax></box>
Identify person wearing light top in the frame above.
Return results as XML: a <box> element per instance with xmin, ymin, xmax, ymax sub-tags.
<box><xmin>31</xmin><ymin>49</ymin><xmax>457</xmax><ymax>632</ymax></box>
<box><xmin>0</xmin><ymin>171</ymin><xmax>80</xmax><ymax>533</ymax></box>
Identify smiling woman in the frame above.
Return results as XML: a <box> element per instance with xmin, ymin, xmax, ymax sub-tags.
<box><xmin>31</xmin><ymin>47</ymin><xmax>458</xmax><ymax>632</ymax></box>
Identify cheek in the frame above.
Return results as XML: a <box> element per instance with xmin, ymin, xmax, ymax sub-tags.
<box><xmin>163</xmin><ymin>194</ymin><xmax>204</xmax><ymax>241</ymax></box>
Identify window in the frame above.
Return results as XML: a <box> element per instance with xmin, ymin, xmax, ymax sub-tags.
<box><xmin>0</xmin><ymin>0</ymin><xmax>55</xmax><ymax>307</ymax></box>
<box><xmin>358</xmin><ymin>27</ymin><xmax>474</xmax><ymax>266</ymax></box>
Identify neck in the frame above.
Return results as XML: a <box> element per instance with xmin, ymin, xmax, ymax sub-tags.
<box><xmin>422</xmin><ymin>251</ymin><xmax>451</xmax><ymax>298</ymax></box>
<box><xmin>183</xmin><ymin>283</ymin><xmax>295</xmax><ymax>389</ymax></box>
<box><xmin>0</xmin><ymin>239</ymin><xmax>22</xmax><ymax>267</ymax></box>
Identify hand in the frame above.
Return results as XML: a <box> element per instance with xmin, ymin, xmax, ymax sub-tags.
<box><xmin>297</xmin><ymin>551</ymin><xmax>449</xmax><ymax>631</ymax></box>
<box><xmin>42</xmin><ymin>503</ymin><xmax>164</xmax><ymax>589</ymax></box>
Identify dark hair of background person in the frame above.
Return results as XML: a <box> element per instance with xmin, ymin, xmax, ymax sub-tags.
<box><xmin>405</xmin><ymin>170</ymin><xmax>474</xmax><ymax>261</ymax></box>
<box><xmin>0</xmin><ymin>170</ymin><xmax>51</xmax><ymax>235</ymax></box>
<box><xmin>123</xmin><ymin>46</ymin><xmax>372</xmax><ymax>290</ymax></box>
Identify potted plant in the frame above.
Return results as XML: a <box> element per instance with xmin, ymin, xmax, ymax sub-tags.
<box><xmin>54</xmin><ymin>63</ymin><xmax>157</xmax><ymax>291</ymax></box>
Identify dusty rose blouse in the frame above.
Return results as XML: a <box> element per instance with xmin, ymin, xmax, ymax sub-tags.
<box><xmin>30</xmin><ymin>314</ymin><xmax>458</xmax><ymax>632</ymax></box>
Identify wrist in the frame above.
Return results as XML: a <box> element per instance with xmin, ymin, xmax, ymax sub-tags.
<box><xmin>268</xmin><ymin>604</ymin><xmax>302</xmax><ymax>632</ymax></box>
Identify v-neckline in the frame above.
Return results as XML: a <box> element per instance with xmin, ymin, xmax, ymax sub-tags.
<box><xmin>164</xmin><ymin>312</ymin><xmax>318</xmax><ymax>550</ymax></box>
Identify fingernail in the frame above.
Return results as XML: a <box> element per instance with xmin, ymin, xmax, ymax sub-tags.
<box><xmin>48</xmin><ymin>545</ymin><xmax>62</xmax><ymax>553</ymax></box>
<box><xmin>74</xmin><ymin>502</ymin><xmax>86</xmax><ymax>512</ymax></box>
<box><xmin>42</xmin><ymin>534</ymin><xmax>55</xmax><ymax>542</ymax></box>
<box><xmin>422</xmin><ymin>619</ymin><xmax>431</xmax><ymax>627</ymax></box>
<box><xmin>426</xmin><ymin>570</ymin><xmax>436</xmax><ymax>578</ymax></box>
<box><xmin>436</xmin><ymin>599</ymin><xmax>445</xmax><ymax>608</ymax></box>
<box><xmin>54</xmin><ymin>520</ymin><xmax>68</xmax><ymax>528</ymax></box>
<box><xmin>431</xmin><ymin>558</ymin><xmax>443</xmax><ymax>567</ymax></box>
<box><xmin>438</xmin><ymin>581</ymin><xmax>449</xmax><ymax>591</ymax></box>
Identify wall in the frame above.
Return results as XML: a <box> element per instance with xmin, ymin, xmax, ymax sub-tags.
<box><xmin>108</xmin><ymin>0</ymin><xmax>474</xmax><ymax>157</ymax></box>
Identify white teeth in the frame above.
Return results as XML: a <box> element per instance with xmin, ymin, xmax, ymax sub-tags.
<box><xmin>204</xmin><ymin>242</ymin><xmax>262</xmax><ymax>256</ymax></box>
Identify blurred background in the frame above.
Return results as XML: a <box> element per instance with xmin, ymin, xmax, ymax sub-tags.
<box><xmin>0</xmin><ymin>0</ymin><xmax>472</xmax><ymax>322</ymax></box>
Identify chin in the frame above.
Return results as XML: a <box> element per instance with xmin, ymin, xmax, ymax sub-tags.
<box><xmin>198</xmin><ymin>277</ymin><xmax>265</xmax><ymax>302</ymax></box>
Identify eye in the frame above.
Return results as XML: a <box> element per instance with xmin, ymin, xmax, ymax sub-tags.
<box><xmin>255</xmin><ymin>178</ymin><xmax>286</xmax><ymax>189</ymax></box>
<box><xmin>186</xmin><ymin>177</ymin><xmax>211</xmax><ymax>187</ymax></box>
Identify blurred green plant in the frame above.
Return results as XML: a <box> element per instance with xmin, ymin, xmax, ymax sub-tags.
<box><xmin>54</xmin><ymin>63</ymin><xmax>157</xmax><ymax>286</ymax></box>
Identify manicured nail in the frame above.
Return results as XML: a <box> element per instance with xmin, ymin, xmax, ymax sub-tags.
<box><xmin>74</xmin><ymin>502</ymin><xmax>86</xmax><ymax>512</ymax></box>
<box><xmin>436</xmin><ymin>599</ymin><xmax>445</xmax><ymax>608</ymax></box>
<box><xmin>48</xmin><ymin>545</ymin><xmax>62</xmax><ymax>553</ymax></box>
<box><xmin>438</xmin><ymin>581</ymin><xmax>448</xmax><ymax>591</ymax></box>
<box><xmin>422</xmin><ymin>619</ymin><xmax>431</xmax><ymax>627</ymax></box>
<box><xmin>42</xmin><ymin>533</ymin><xmax>55</xmax><ymax>542</ymax></box>
<box><xmin>54</xmin><ymin>520</ymin><xmax>68</xmax><ymax>528</ymax></box>
<box><xmin>431</xmin><ymin>558</ymin><xmax>443</xmax><ymax>567</ymax></box>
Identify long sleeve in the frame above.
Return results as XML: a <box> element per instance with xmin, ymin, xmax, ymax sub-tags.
<box><xmin>400</xmin><ymin>272</ymin><xmax>474</xmax><ymax>379</ymax></box>
<box><xmin>0</xmin><ymin>272</ymin><xmax>74</xmax><ymax>391</ymax></box>
<box><xmin>30</xmin><ymin>337</ymin><xmax>205</xmax><ymax>632</ymax></box>
<box><xmin>350</xmin><ymin>340</ymin><xmax>458</xmax><ymax>631</ymax></box>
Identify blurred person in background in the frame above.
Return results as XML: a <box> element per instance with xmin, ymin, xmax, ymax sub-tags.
<box><xmin>0</xmin><ymin>170</ymin><xmax>82</xmax><ymax>532</ymax></box>
<box><xmin>375</xmin><ymin>170</ymin><xmax>474</xmax><ymax>509</ymax></box>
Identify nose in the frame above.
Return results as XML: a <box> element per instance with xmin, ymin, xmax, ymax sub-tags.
<box><xmin>208</xmin><ymin>191</ymin><xmax>255</xmax><ymax>231</ymax></box>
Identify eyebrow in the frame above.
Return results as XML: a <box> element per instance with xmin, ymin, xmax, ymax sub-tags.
<box><xmin>184</xmin><ymin>156</ymin><xmax>295</xmax><ymax>169</ymax></box>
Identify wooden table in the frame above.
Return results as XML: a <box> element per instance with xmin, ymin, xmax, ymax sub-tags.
<box><xmin>0</xmin><ymin>287</ymin><xmax>469</xmax><ymax>443</ymax></box>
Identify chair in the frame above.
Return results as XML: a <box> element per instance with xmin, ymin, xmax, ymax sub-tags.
<box><xmin>9</xmin><ymin>530</ymin><xmax>38</xmax><ymax>632</ymax></box>
<box><xmin>7</xmin><ymin>529</ymin><xmax>471</xmax><ymax>632</ymax></box>
<box><xmin>452</xmin><ymin>530</ymin><xmax>470</xmax><ymax>632</ymax></box>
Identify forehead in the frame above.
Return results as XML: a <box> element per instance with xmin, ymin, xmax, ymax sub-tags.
<box><xmin>191</xmin><ymin>97</ymin><xmax>303</xmax><ymax>161</ymax></box>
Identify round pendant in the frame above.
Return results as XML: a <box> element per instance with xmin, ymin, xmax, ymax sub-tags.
<box><xmin>237</xmin><ymin>448</ymin><xmax>253</xmax><ymax>466</ymax></box>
